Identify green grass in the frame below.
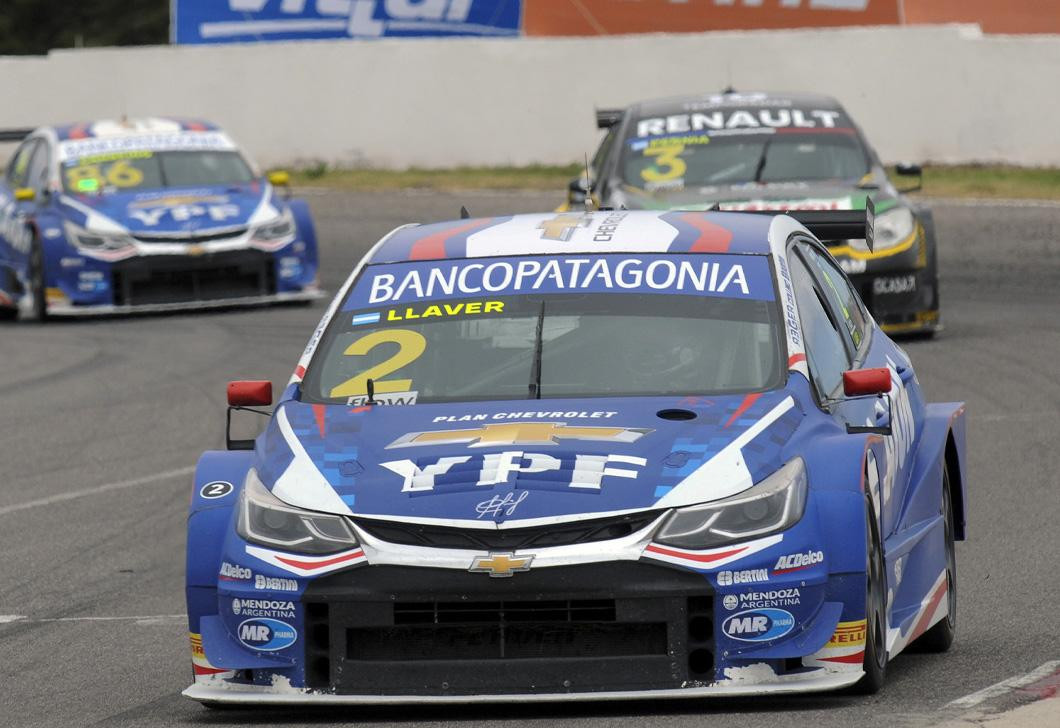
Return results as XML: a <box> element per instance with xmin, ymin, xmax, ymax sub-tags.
<box><xmin>288</xmin><ymin>163</ymin><xmax>582</xmax><ymax>191</ymax></box>
<box><xmin>916</xmin><ymin>165</ymin><xmax>1060</xmax><ymax>200</ymax></box>
<box><xmin>285</xmin><ymin>163</ymin><xmax>1060</xmax><ymax>200</ymax></box>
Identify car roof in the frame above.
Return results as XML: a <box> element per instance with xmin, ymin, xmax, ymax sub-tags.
<box><xmin>49</xmin><ymin>117</ymin><xmax>221</xmax><ymax>141</ymax></box>
<box><xmin>630</xmin><ymin>90</ymin><xmax>845</xmax><ymax>118</ymax></box>
<box><xmin>368</xmin><ymin>210</ymin><xmax>777</xmax><ymax>265</ymax></box>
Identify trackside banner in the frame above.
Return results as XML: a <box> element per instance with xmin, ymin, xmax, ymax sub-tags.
<box><xmin>172</xmin><ymin>0</ymin><xmax>521</xmax><ymax>44</ymax></box>
<box><xmin>343</xmin><ymin>254</ymin><xmax>775</xmax><ymax>309</ymax></box>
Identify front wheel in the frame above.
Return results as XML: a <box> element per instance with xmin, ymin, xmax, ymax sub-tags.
<box><xmin>912</xmin><ymin>466</ymin><xmax>957</xmax><ymax>652</ymax></box>
<box><xmin>853</xmin><ymin>496</ymin><xmax>888</xmax><ymax>694</ymax></box>
<box><xmin>28</xmin><ymin>234</ymin><xmax>49</xmax><ymax>322</ymax></box>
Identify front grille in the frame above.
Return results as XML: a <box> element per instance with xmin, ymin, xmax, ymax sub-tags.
<box><xmin>394</xmin><ymin>599</ymin><xmax>617</xmax><ymax>625</ymax></box>
<box><xmin>132</xmin><ymin>227</ymin><xmax>247</xmax><ymax>244</ymax></box>
<box><xmin>111</xmin><ymin>250</ymin><xmax>273</xmax><ymax>306</ymax></box>
<box><xmin>302</xmin><ymin>562</ymin><xmax>714</xmax><ymax>695</ymax></box>
<box><xmin>354</xmin><ymin>512</ymin><xmax>660</xmax><ymax>551</ymax></box>
<box><xmin>348</xmin><ymin>623</ymin><xmax>666</xmax><ymax>662</ymax></box>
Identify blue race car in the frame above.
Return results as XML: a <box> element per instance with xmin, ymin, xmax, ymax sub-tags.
<box><xmin>184</xmin><ymin>209</ymin><xmax>967</xmax><ymax>705</ymax></box>
<box><xmin>0</xmin><ymin>118</ymin><xmax>322</xmax><ymax>319</ymax></box>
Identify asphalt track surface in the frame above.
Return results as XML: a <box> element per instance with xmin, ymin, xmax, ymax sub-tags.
<box><xmin>1</xmin><ymin>190</ymin><xmax>1058</xmax><ymax>728</ymax></box>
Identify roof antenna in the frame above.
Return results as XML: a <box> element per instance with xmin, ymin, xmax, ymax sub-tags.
<box><xmin>459</xmin><ymin>205</ymin><xmax>470</xmax><ymax>219</ymax></box>
<box><xmin>582</xmin><ymin>153</ymin><xmax>594</xmax><ymax>213</ymax></box>
<box><xmin>365</xmin><ymin>378</ymin><xmax>378</xmax><ymax>406</ymax></box>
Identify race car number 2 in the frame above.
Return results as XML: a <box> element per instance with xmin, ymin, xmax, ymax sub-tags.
<box><xmin>330</xmin><ymin>329</ymin><xmax>426</xmax><ymax>398</ymax></box>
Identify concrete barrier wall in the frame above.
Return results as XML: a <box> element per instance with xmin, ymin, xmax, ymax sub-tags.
<box><xmin>0</xmin><ymin>24</ymin><xmax>1057</xmax><ymax>168</ymax></box>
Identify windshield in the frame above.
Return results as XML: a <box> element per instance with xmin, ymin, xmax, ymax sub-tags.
<box><xmin>621</xmin><ymin>129</ymin><xmax>869</xmax><ymax>192</ymax></box>
<box><xmin>61</xmin><ymin>150</ymin><xmax>254</xmax><ymax>194</ymax></box>
<box><xmin>302</xmin><ymin>254</ymin><xmax>784</xmax><ymax>405</ymax></box>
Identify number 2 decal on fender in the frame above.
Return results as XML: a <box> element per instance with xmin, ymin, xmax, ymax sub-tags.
<box><xmin>330</xmin><ymin>329</ymin><xmax>427</xmax><ymax>398</ymax></box>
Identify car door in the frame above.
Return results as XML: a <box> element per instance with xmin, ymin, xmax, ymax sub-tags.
<box><xmin>795</xmin><ymin>238</ymin><xmax>919</xmax><ymax>538</ymax></box>
<box><xmin>0</xmin><ymin>138</ymin><xmax>42</xmax><ymax>280</ymax></box>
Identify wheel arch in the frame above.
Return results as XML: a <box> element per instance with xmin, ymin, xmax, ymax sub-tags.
<box><xmin>186</xmin><ymin>450</ymin><xmax>254</xmax><ymax>587</ymax></box>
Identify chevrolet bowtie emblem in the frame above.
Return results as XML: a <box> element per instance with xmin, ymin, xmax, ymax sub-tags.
<box><xmin>537</xmin><ymin>212</ymin><xmax>592</xmax><ymax>242</ymax></box>
<box><xmin>469</xmin><ymin>553</ymin><xmax>534</xmax><ymax>578</ymax></box>
<box><xmin>386</xmin><ymin>422</ymin><xmax>653</xmax><ymax>449</ymax></box>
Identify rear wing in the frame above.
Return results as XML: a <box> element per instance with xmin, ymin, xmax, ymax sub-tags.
<box><xmin>595</xmin><ymin>109</ymin><xmax>624</xmax><ymax>129</ymax></box>
<box><xmin>743</xmin><ymin>200</ymin><xmax>876</xmax><ymax>252</ymax></box>
<box><xmin>0</xmin><ymin>128</ymin><xmax>33</xmax><ymax>142</ymax></box>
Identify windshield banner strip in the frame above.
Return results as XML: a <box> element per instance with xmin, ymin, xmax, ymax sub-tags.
<box><xmin>343</xmin><ymin>254</ymin><xmax>774</xmax><ymax>310</ymax></box>
<box><xmin>58</xmin><ymin>132</ymin><xmax>235</xmax><ymax>161</ymax></box>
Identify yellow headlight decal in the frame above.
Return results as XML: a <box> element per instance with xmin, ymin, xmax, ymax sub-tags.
<box><xmin>829</xmin><ymin>222</ymin><xmax>922</xmax><ymax>261</ymax></box>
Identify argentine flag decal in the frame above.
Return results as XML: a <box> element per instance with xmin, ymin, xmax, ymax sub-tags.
<box><xmin>351</xmin><ymin>312</ymin><xmax>381</xmax><ymax>326</ymax></box>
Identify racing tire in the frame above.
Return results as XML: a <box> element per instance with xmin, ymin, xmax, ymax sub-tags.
<box><xmin>911</xmin><ymin>466</ymin><xmax>957</xmax><ymax>653</ymax></box>
<box><xmin>853</xmin><ymin>495</ymin><xmax>888</xmax><ymax>694</ymax></box>
<box><xmin>0</xmin><ymin>305</ymin><xmax>16</xmax><ymax>322</ymax></box>
<box><xmin>28</xmin><ymin>233</ymin><xmax>49</xmax><ymax>323</ymax></box>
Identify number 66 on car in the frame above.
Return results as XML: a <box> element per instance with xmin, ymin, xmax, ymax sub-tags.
<box><xmin>0</xmin><ymin>117</ymin><xmax>322</xmax><ymax>319</ymax></box>
<box><xmin>184</xmin><ymin>208</ymin><xmax>966</xmax><ymax>705</ymax></box>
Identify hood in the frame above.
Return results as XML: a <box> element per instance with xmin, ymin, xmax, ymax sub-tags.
<box><xmin>61</xmin><ymin>183</ymin><xmax>272</xmax><ymax>236</ymax></box>
<box><xmin>614</xmin><ymin>179</ymin><xmax>898</xmax><ymax>213</ymax></box>
<box><xmin>254</xmin><ymin>392</ymin><xmax>805</xmax><ymax>529</ymax></box>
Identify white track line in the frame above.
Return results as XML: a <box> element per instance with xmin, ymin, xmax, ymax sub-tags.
<box><xmin>0</xmin><ymin>614</ymin><xmax>185</xmax><ymax>625</ymax></box>
<box><xmin>946</xmin><ymin>661</ymin><xmax>1060</xmax><ymax>709</ymax></box>
<box><xmin>0</xmin><ymin>466</ymin><xmax>195</xmax><ymax>517</ymax></box>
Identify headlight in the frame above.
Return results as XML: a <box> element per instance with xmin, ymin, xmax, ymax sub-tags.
<box><xmin>848</xmin><ymin>206</ymin><xmax>916</xmax><ymax>253</ymax></box>
<box><xmin>237</xmin><ymin>470</ymin><xmax>358</xmax><ymax>554</ymax></box>
<box><xmin>654</xmin><ymin>458</ymin><xmax>807</xmax><ymax>549</ymax></box>
<box><xmin>63</xmin><ymin>220</ymin><xmax>135</xmax><ymax>251</ymax></box>
<box><xmin>251</xmin><ymin>209</ymin><xmax>295</xmax><ymax>242</ymax></box>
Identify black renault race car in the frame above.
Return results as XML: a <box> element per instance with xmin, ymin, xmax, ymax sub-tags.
<box><xmin>566</xmin><ymin>91</ymin><xmax>939</xmax><ymax>336</ymax></box>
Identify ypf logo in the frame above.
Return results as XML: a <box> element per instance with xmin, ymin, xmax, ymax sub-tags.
<box><xmin>722</xmin><ymin>608</ymin><xmax>795</xmax><ymax>643</ymax></box>
<box><xmin>237</xmin><ymin>618</ymin><xmax>297</xmax><ymax>651</ymax></box>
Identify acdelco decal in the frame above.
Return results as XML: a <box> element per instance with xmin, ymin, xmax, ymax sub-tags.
<box><xmin>774</xmin><ymin>550</ymin><xmax>824</xmax><ymax>574</ymax></box>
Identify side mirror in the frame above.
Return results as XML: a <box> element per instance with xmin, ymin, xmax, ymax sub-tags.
<box><xmin>843</xmin><ymin>367</ymin><xmax>893</xmax><ymax>435</ymax></box>
<box><xmin>228</xmin><ymin>380</ymin><xmax>272</xmax><ymax>406</ymax></box>
<box><xmin>567</xmin><ymin>176</ymin><xmax>589</xmax><ymax>206</ymax></box>
<box><xmin>226</xmin><ymin>380</ymin><xmax>272</xmax><ymax>450</ymax></box>
<box><xmin>14</xmin><ymin>187</ymin><xmax>35</xmax><ymax>202</ymax></box>
<box><xmin>894</xmin><ymin>162</ymin><xmax>922</xmax><ymax>193</ymax></box>
<box><xmin>267</xmin><ymin>170</ymin><xmax>291</xmax><ymax>200</ymax></box>
<box><xmin>843</xmin><ymin>367</ymin><xmax>891</xmax><ymax>397</ymax></box>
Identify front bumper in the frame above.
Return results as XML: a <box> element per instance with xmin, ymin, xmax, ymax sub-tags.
<box><xmin>47</xmin><ymin>288</ymin><xmax>324</xmax><ymax>316</ymax></box>
<box><xmin>183</xmin><ymin>670</ymin><xmax>861</xmax><ymax>705</ymax></box>
<box><xmin>188</xmin><ymin>538</ymin><xmax>867</xmax><ymax>703</ymax></box>
<box><xmin>46</xmin><ymin>248</ymin><xmax>323</xmax><ymax>316</ymax></box>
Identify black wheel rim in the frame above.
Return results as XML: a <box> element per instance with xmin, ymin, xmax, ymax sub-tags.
<box><xmin>943</xmin><ymin>479</ymin><xmax>957</xmax><ymax>629</ymax></box>
<box><xmin>866</xmin><ymin>503</ymin><xmax>887</xmax><ymax>671</ymax></box>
